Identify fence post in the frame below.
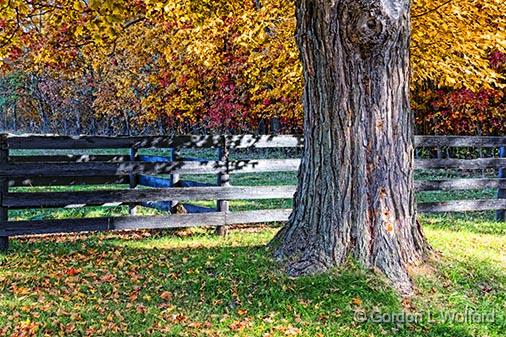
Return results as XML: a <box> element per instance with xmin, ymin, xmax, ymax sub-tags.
<box><xmin>0</xmin><ymin>134</ymin><xmax>9</xmax><ymax>252</ymax></box>
<box><xmin>169</xmin><ymin>147</ymin><xmax>180</xmax><ymax>210</ymax></box>
<box><xmin>497</xmin><ymin>146</ymin><xmax>505</xmax><ymax>221</ymax></box>
<box><xmin>216</xmin><ymin>137</ymin><xmax>229</xmax><ymax>236</ymax></box>
<box><xmin>128</xmin><ymin>146</ymin><xmax>138</xmax><ymax>216</ymax></box>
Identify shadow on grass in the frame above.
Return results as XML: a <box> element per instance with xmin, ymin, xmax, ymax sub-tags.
<box><xmin>0</xmin><ymin>230</ymin><xmax>503</xmax><ymax>336</ymax></box>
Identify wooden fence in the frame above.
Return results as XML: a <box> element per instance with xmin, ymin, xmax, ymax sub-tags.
<box><xmin>0</xmin><ymin>134</ymin><xmax>505</xmax><ymax>251</ymax></box>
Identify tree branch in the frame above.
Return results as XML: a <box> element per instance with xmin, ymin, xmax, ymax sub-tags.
<box><xmin>412</xmin><ymin>0</ymin><xmax>453</xmax><ymax>18</ymax></box>
<box><xmin>123</xmin><ymin>17</ymin><xmax>146</xmax><ymax>30</ymax></box>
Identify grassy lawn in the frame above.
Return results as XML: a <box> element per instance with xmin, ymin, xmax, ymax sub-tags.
<box><xmin>3</xmin><ymin>150</ymin><xmax>504</xmax><ymax>335</ymax></box>
<box><xmin>0</xmin><ymin>216</ymin><xmax>504</xmax><ymax>337</ymax></box>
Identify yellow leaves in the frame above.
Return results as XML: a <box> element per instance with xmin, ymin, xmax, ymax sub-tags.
<box><xmin>71</xmin><ymin>2</ymin><xmax>81</xmax><ymax>12</ymax></box>
<box><xmin>11</xmin><ymin>321</ymin><xmax>39</xmax><ymax>337</ymax></box>
<box><xmin>0</xmin><ymin>0</ymin><xmax>503</xmax><ymax>130</ymax></box>
<box><xmin>444</xmin><ymin>75</ymin><xmax>457</xmax><ymax>86</ymax></box>
<box><xmin>411</xmin><ymin>0</ymin><xmax>505</xmax><ymax>89</ymax></box>
<box><xmin>88</xmin><ymin>0</ymin><xmax>101</xmax><ymax>9</ymax></box>
<box><xmin>73</xmin><ymin>25</ymin><xmax>85</xmax><ymax>39</ymax></box>
<box><xmin>163</xmin><ymin>4</ymin><xmax>173</xmax><ymax>14</ymax></box>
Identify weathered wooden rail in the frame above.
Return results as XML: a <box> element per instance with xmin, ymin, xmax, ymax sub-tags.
<box><xmin>0</xmin><ymin>134</ymin><xmax>505</xmax><ymax>251</ymax></box>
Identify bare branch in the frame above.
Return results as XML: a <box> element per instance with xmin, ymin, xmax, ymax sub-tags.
<box><xmin>412</xmin><ymin>0</ymin><xmax>453</xmax><ymax>18</ymax></box>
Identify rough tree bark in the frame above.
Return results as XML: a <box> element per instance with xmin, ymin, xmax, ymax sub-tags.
<box><xmin>272</xmin><ymin>0</ymin><xmax>429</xmax><ymax>295</ymax></box>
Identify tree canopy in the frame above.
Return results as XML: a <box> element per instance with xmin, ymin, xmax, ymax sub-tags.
<box><xmin>0</xmin><ymin>0</ymin><xmax>504</xmax><ymax>133</ymax></box>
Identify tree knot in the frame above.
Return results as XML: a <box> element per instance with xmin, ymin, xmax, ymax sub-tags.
<box><xmin>340</xmin><ymin>0</ymin><xmax>408</xmax><ymax>58</ymax></box>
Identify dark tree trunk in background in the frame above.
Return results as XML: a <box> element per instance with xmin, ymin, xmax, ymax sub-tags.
<box><xmin>272</xmin><ymin>0</ymin><xmax>429</xmax><ymax>295</ymax></box>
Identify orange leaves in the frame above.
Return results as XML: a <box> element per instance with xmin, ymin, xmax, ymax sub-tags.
<box><xmin>11</xmin><ymin>285</ymin><xmax>30</xmax><ymax>296</ymax></box>
<box><xmin>351</xmin><ymin>297</ymin><xmax>363</xmax><ymax>306</ymax></box>
<box><xmin>228</xmin><ymin>317</ymin><xmax>252</xmax><ymax>331</ymax></box>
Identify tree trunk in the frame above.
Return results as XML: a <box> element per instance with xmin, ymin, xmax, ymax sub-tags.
<box><xmin>272</xmin><ymin>0</ymin><xmax>429</xmax><ymax>295</ymax></box>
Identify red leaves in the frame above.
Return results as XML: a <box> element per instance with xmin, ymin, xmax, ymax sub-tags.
<box><xmin>8</xmin><ymin>47</ymin><xmax>22</xmax><ymax>60</ymax></box>
<box><xmin>65</xmin><ymin>267</ymin><xmax>81</xmax><ymax>276</ymax></box>
<box><xmin>100</xmin><ymin>273</ymin><xmax>116</xmax><ymax>283</ymax></box>
<box><xmin>413</xmin><ymin>84</ymin><xmax>505</xmax><ymax>136</ymax></box>
<box><xmin>489</xmin><ymin>50</ymin><xmax>506</xmax><ymax>71</ymax></box>
<box><xmin>206</xmin><ymin>74</ymin><xmax>250</xmax><ymax>131</ymax></box>
<box><xmin>129</xmin><ymin>287</ymin><xmax>141</xmax><ymax>301</ymax></box>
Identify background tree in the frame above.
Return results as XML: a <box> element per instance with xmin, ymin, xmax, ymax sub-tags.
<box><xmin>0</xmin><ymin>1</ymin><xmax>503</xmax><ymax>135</ymax></box>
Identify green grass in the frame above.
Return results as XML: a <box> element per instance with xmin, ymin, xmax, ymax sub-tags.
<box><xmin>3</xmin><ymin>149</ymin><xmax>504</xmax><ymax>335</ymax></box>
<box><xmin>0</xmin><ymin>219</ymin><xmax>504</xmax><ymax>336</ymax></box>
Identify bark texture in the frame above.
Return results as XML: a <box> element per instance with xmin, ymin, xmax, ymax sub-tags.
<box><xmin>272</xmin><ymin>0</ymin><xmax>429</xmax><ymax>295</ymax></box>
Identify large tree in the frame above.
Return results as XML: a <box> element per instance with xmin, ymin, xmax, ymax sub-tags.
<box><xmin>272</xmin><ymin>0</ymin><xmax>430</xmax><ymax>295</ymax></box>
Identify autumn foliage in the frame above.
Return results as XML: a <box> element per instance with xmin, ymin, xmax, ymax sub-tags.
<box><xmin>0</xmin><ymin>0</ymin><xmax>504</xmax><ymax>135</ymax></box>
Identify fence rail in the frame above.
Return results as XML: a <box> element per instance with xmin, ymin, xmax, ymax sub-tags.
<box><xmin>0</xmin><ymin>133</ymin><xmax>505</xmax><ymax>251</ymax></box>
<box><xmin>4</xmin><ymin>134</ymin><xmax>506</xmax><ymax>149</ymax></box>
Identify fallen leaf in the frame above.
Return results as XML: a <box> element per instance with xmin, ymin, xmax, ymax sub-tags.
<box><xmin>65</xmin><ymin>267</ymin><xmax>81</xmax><ymax>276</ymax></box>
<box><xmin>160</xmin><ymin>291</ymin><xmax>172</xmax><ymax>301</ymax></box>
